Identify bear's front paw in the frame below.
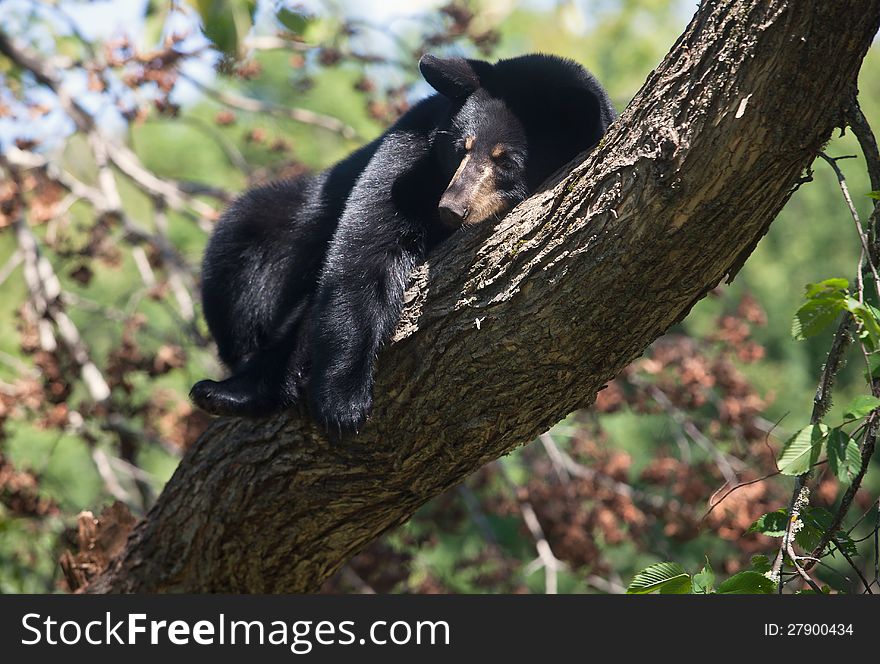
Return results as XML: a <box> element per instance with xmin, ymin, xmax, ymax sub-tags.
<box><xmin>311</xmin><ymin>392</ymin><xmax>373</xmax><ymax>436</ymax></box>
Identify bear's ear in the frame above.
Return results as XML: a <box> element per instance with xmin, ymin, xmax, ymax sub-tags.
<box><xmin>552</xmin><ymin>86</ymin><xmax>602</xmax><ymax>124</ymax></box>
<box><xmin>419</xmin><ymin>55</ymin><xmax>482</xmax><ymax>100</ymax></box>
<box><xmin>548</xmin><ymin>86</ymin><xmax>606</xmax><ymax>141</ymax></box>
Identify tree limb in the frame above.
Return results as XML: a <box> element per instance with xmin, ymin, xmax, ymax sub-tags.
<box><xmin>86</xmin><ymin>0</ymin><xmax>880</xmax><ymax>593</ymax></box>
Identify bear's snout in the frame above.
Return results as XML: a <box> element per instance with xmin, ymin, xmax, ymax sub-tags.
<box><xmin>438</xmin><ymin>197</ymin><xmax>469</xmax><ymax>227</ymax></box>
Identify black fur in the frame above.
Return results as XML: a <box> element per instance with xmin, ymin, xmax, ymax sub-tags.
<box><xmin>191</xmin><ymin>53</ymin><xmax>616</xmax><ymax>433</ymax></box>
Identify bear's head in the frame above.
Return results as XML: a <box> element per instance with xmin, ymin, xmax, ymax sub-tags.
<box><xmin>420</xmin><ymin>53</ymin><xmax>613</xmax><ymax>229</ymax></box>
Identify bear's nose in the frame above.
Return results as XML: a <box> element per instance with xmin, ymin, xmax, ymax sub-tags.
<box><xmin>439</xmin><ymin>202</ymin><xmax>469</xmax><ymax>227</ymax></box>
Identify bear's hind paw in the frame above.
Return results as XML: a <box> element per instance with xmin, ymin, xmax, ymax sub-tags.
<box><xmin>190</xmin><ymin>378</ymin><xmax>289</xmax><ymax>418</ymax></box>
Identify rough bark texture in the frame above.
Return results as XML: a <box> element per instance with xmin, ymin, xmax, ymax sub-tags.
<box><xmin>88</xmin><ymin>0</ymin><xmax>880</xmax><ymax>593</ymax></box>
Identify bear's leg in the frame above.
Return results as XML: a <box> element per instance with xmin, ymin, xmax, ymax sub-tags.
<box><xmin>308</xmin><ymin>240</ymin><xmax>421</xmax><ymax>433</ymax></box>
<box><xmin>305</xmin><ymin>132</ymin><xmax>436</xmax><ymax>434</ymax></box>
<box><xmin>190</xmin><ymin>339</ymin><xmax>304</xmax><ymax>417</ymax></box>
<box><xmin>191</xmin><ymin>298</ymin><xmax>311</xmax><ymax>418</ymax></box>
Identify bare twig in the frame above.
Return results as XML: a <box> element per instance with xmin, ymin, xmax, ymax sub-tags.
<box><xmin>545</xmin><ymin>433</ymin><xmax>698</xmax><ymax>520</ymax></box>
<box><xmin>0</xmin><ymin>32</ymin><xmax>220</xmax><ymax>225</ymax></box>
<box><xmin>0</xmin><ymin>250</ymin><xmax>23</xmax><ymax>287</ymax></box>
<box><xmin>805</xmin><ymin>416</ymin><xmax>878</xmax><ymax>569</ymax></box>
<box><xmin>3</xmin><ymin>165</ymin><xmax>112</xmax><ymax>403</ymax></box>
<box><xmin>702</xmin><ymin>471</ymin><xmax>782</xmax><ymax>522</ymax></box>
<box><xmin>539</xmin><ymin>432</ymin><xmax>571</xmax><ymax>483</ymax></box>
<box><xmin>179</xmin><ymin>71</ymin><xmax>359</xmax><ymax>140</ymax></box>
<box><xmin>585</xmin><ymin>574</ymin><xmax>626</xmax><ymax>594</ymax></box>
<box><xmin>496</xmin><ymin>462</ymin><xmax>564</xmax><ymax>594</ymax></box>
<box><xmin>819</xmin><ymin>152</ymin><xmax>880</xmax><ymax>299</ymax></box>
<box><xmin>338</xmin><ymin>566</ymin><xmax>377</xmax><ymax>594</ymax></box>
<box><xmin>799</xmin><ymin>102</ymin><xmax>880</xmax><ymax>572</ymax></box>
<box><xmin>831</xmin><ymin>539</ymin><xmax>873</xmax><ymax>593</ymax></box>
<box><xmin>646</xmin><ymin>382</ymin><xmax>743</xmax><ymax>485</ymax></box>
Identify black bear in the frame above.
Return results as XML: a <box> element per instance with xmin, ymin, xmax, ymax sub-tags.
<box><xmin>191</xmin><ymin>53</ymin><xmax>616</xmax><ymax>433</ymax></box>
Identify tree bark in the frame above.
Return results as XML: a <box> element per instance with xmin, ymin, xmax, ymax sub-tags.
<box><xmin>88</xmin><ymin>0</ymin><xmax>880</xmax><ymax>593</ymax></box>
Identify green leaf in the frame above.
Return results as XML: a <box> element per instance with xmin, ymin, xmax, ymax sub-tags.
<box><xmin>795</xmin><ymin>507</ymin><xmax>835</xmax><ymax>552</ymax></box>
<box><xmin>802</xmin><ymin>506</ymin><xmax>833</xmax><ymax>530</ymax></box>
<box><xmin>194</xmin><ymin>0</ymin><xmax>255</xmax><ymax>57</ymax></box>
<box><xmin>277</xmin><ymin>8</ymin><xmax>311</xmax><ymax>34</ymax></box>
<box><xmin>749</xmin><ymin>555</ymin><xmax>772</xmax><ymax>574</ymax></box>
<box><xmin>748</xmin><ymin>510</ymin><xmax>788</xmax><ymax>537</ymax></box>
<box><xmin>846</xmin><ymin>298</ymin><xmax>880</xmax><ymax>342</ymax></box>
<box><xmin>804</xmin><ymin>278</ymin><xmax>849</xmax><ymax>298</ymax></box>
<box><xmin>842</xmin><ymin>394</ymin><xmax>880</xmax><ymax>420</ymax></box>
<box><xmin>692</xmin><ymin>558</ymin><xmax>715</xmax><ymax>594</ymax></box>
<box><xmin>659</xmin><ymin>575</ymin><xmax>693</xmax><ymax>594</ymax></box>
<box><xmin>865</xmin><ymin>304</ymin><xmax>880</xmax><ymax>351</ymax></box>
<box><xmin>792</xmin><ymin>297</ymin><xmax>845</xmax><ymax>340</ymax></box>
<box><xmin>832</xmin><ymin>531</ymin><xmax>859</xmax><ymax>557</ymax></box>
<box><xmin>826</xmin><ymin>428</ymin><xmax>861</xmax><ymax>483</ymax></box>
<box><xmin>717</xmin><ymin>570</ymin><xmax>776</xmax><ymax>594</ymax></box>
<box><xmin>868</xmin><ymin>191</ymin><xmax>880</xmax><ymax>200</ymax></box>
<box><xmin>795</xmin><ymin>508</ymin><xmax>859</xmax><ymax>558</ymax></box>
<box><xmin>863</xmin><ymin>354</ymin><xmax>880</xmax><ymax>382</ymax></box>
<box><xmin>794</xmin><ymin>521</ymin><xmax>823</xmax><ymax>551</ymax></box>
<box><xmin>627</xmin><ymin>562</ymin><xmax>691</xmax><ymax>595</ymax></box>
<box><xmin>777</xmin><ymin>424</ymin><xmax>828</xmax><ymax>476</ymax></box>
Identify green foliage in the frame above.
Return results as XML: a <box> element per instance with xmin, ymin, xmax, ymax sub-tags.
<box><xmin>772</xmin><ymin>392</ymin><xmax>875</xmax><ymax>478</ymax></box>
<box><xmin>749</xmin><ymin>555</ymin><xmax>773</xmax><ymax>574</ymax></box>
<box><xmin>1</xmin><ymin>0</ymin><xmax>879</xmax><ymax>595</ymax></box>
<box><xmin>626</xmin><ymin>562</ymin><xmax>691</xmax><ymax>594</ymax></box>
<box><xmin>716</xmin><ymin>571</ymin><xmax>775</xmax><ymax>594</ymax></box>
<box><xmin>826</xmin><ymin>429</ymin><xmax>861</xmax><ymax>483</ymax></box>
<box><xmin>791</xmin><ymin>277</ymin><xmax>880</xmax><ymax>350</ymax></box>
<box><xmin>691</xmin><ymin>558</ymin><xmax>714</xmax><ymax>594</ymax></box>
<box><xmin>777</xmin><ymin>424</ymin><xmax>828</xmax><ymax>476</ymax></box>
<box><xmin>791</xmin><ymin>278</ymin><xmax>848</xmax><ymax>340</ymax></box>
<box><xmin>193</xmin><ymin>0</ymin><xmax>257</xmax><ymax>57</ymax></box>
<box><xmin>841</xmin><ymin>394</ymin><xmax>880</xmax><ymax>420</ymax></box>
<box><xmin>277</xmin><ymin>8</ymin><xmax>313</xmax><ymax>35</ymax></box>
<box><xmin>748</xmin><ymin>510</ymin><xmax>788</xmax><ymax>537</ymax></box>
<box><xmin>628</xmin><ymin>559</ymin><xmax>776</xmax><ymax>594</ymax></box>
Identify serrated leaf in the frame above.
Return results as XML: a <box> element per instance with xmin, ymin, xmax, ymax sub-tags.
<box><xmin>717</xmin><ymin>570</ymin><xmax>776</xmax><ymax>594</ymax></box>
<box><xmin>749</xmin><ymin>555</ymin><xmax>772</xmax><ymax>574</ymax></box>
<box><xmin>777</xmin><ymin>424</ymin><xmax>828</xmax><ymax>476</ymax></box>
<box><xmin>796</xmin><ymin>507</ymin><xmax>859</xmax><ymax>558</ymax></box>
<box><xmin>626</xmin><ymin>562</ymin><xmax>691</xmax><ymax>595</ymax></box>
<box><xmin>842</xmin><ymin>394</ymin><xmax>880</xmax><ymax>420</ymax></box>
<box><xmin>832</xmin><ymin>531</ymin><xmax>859</xmax><ymax>557</ymax></box>
<box><xmin>864</xmin><ymin>354</ymin><xmax>880</xmax><ymax>382</ymax></box>
<box><xmin>826</xmin><ymin>428</ymin><xmax>861</xmax><ymax>483</ymax></box>
<box><xmin>796</xmin><ymin>507</ymin><xmax>835</xmax><ymax>552</ymax></box>
<box><xmin>794</xmin><ymin>520</ymin><xmax>823</xmax><ymax>551</ymax></box>
<box><xmin>660</xmin><ymin>575</ymin><xmax>693</xmax><ymax>594</ymax></box>
<box><xmin>804</xmin><ymin>278</ymin><xmax>849</xmax><ymax>298</ymax></box>
<box><xmin>802</xmin><ymin>506</ymin><xmax>834</xmax><ymax>530</ymax></box>
<box><xmin>846</xmin><ymin>298</ymin><xmax>880</xmax><ymax>342</ymax></box>
<box><xmin>792</xmin><ymin>297</ymin><xmax>845</xmax><ymax>340</ymax></box>
<box><xmin>692</xmin><ymin>558</ymin><xmax>715</xmax><ymax>594</ymax></box>
<box><xmin>748</xmin><ymin>510</ymin><xmax>788</xmax><ymax>537</ymax></box>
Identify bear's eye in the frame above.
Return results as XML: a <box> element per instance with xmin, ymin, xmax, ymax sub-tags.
<box><xmin>491</xmin><ymin>145</ymin><xmax>514</xmax><ymax>169</ymax></box>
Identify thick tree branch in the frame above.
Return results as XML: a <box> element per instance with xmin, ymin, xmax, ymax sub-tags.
<box><xmin>87</xmin><ymin>0</ymin><xmax>880</xmax><ymax>592</ymax></box>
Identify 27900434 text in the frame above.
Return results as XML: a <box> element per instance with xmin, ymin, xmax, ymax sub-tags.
<box><xmin>764</xmin><ymin>624</ymin><xmax>853</xmax><ymax>637</ymax></box>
